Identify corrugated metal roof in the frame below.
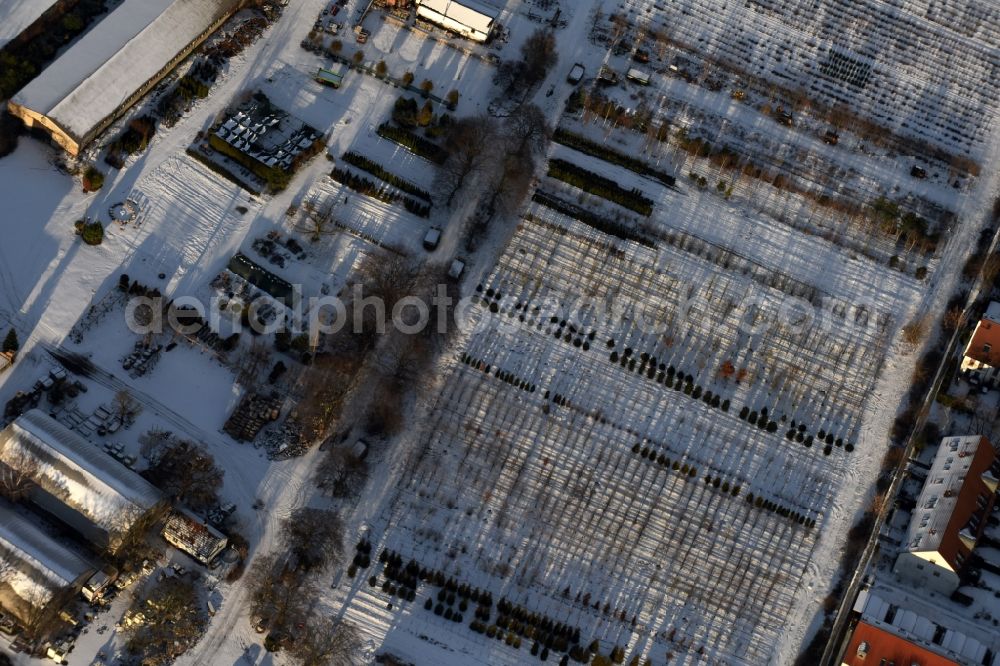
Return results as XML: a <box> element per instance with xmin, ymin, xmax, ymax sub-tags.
<box><xmin>0</xmin><ymin>410</ymin><xmax>163</xmax><ymax>544</ymax></box>
<box><xmin>0</xmin><ymin>501</ymin><xmax>95</xmax><ymax>608</ymax></box>
<box><xmin>11</xmin><ymin>0</ymin><xmax>240</xmax><ymax>142</ymax></box>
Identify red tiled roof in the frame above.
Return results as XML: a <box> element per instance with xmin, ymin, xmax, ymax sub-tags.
<box><xmin>842</xmin><ymin>621</ymin><xmax>959</xmax><ymax>666</ymax></box>
<box><xmin>963</xmin><ymin>317</ymin><xmax>1000</xmax><ymax>367</ymax></box>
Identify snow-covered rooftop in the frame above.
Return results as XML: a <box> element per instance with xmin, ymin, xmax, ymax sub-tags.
<box><xmin>0</xmin><ymin>410</ymin><xmax>163</xmax><ymax>549</ymax></box>
<box><xmin>0</xmin><ymin>0</ymin><xmax>61</xmax><ymax>49</ymax></box>
<box><xmin>0</xmin><ymin>501</ymin><xmax>95</xmax><ymax>614</ymax></box>
<box><xmin>11</xmin><ymin>0</ymin><xmax>241</xmax><ymax>143</ymax></box>
<box><xmin>162</xmin><ymin>508</ymin><xmax>227</xmax><ymax>565</ymax></box>
<box><xmin>860</xmin><ymin>590</ymin><xmax>998</xmax><ymax>665</ymax></box>
<box><xmin>416</xmin><ymin>0</ymin><xmax>498</xmax><ymax>38</ymax></box>
<box><xmin>903</xmin><ymin>435</ymin><xmax>996</xmax><ymax>562</ymax></box>
<box><xmin>984</xmin><ymin>301</ymin><xmax>1000</xmax><ymax>325</ymax></box>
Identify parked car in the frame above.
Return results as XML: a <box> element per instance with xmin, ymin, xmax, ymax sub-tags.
<box><xmin>447</xmin><ymin>259</ymin><xmax>465</xmax><ymax>281</ymax></box>
<box><xmin>423</xmin><ymin>228</ymin><xmax>441</xmax><ymax>251</ymax></box>
<box><xmin>351</xmin><ymin>439</ymin><xmax>369</xmax><ymax>460</ymax></box>
<box><xmin>567</xmin><ymin>63</ymin><xmax>585</xmax><ymax>84</ymax></box>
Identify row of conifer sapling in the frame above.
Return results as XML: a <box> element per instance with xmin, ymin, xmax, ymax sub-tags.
<box><xmin>472</xmin><ymin>285</ymin><xmax>599</xmax><ymax>352</ymax></box>
<box><xmin>460</xmin><ymin>352</ymin><xmax>538</xmax><ymax>393</ymax></box>
<box><xmin>631</xmin><ymin>441</ymin><xmax>816</xmax><ymax>528</ymax></box>
<box><xmin>353</xmin><ymin>544</ymin><xmax>625</xmax><ymax>663</ymax></box>
<box><xmin>737</xmin><ymin>403</ymin><xmax>856</xmax><ymax>456</ymax></box>
<box><xmin>608</xmin><ymin>342</ymin><xmax>732</xmax><ymax>412</ymax></box>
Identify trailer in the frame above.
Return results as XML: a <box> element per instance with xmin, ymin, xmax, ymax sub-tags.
<box><xmin>315</xmin><ymin>67</ymin><xmax>345</xmax><ymax>89</ymax></box>
<box><xmin>567</xmin><ymin>63</ymin><xmax>585</xmax><ymax>84</ymax></box>
<box><xmin>626</xmin><ymin>67</ymin><xmax>651</xmax><ymax>85</ymax></box>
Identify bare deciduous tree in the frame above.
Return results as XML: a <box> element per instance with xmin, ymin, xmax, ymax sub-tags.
<box><xmin>0</xmin><ymin>454</ymin><xmax>38</xmax><ymax>502</ymax></box>
<box><xmin>142</xmin><ymin>438</ymin><xmax>223</xmax><ymax>512</ymax></box>
<box><xmin>437</xmin><ymin>116</ymin><xmax>497</xmax><ymax>207</ymax></box>
<box><xmin>287</xmin><ymin>616</ymin><xmax>364</xmax><ymax>666</ymax></box>
<box><xmin>247</xmin><ymin>553</ymin><xmax>310</xmax><ymax>633</ymax></box>
<box><xmin>138</xmin><ymin>427</ymin><xmax>172</xmax><ymax>463</ymax></box>
<box><xmin>114</xmin><ymin>390</ymin><xmax>142</xmax><ymax>425</ymax></box>
<box><xmin>283</xmin><ymin>507</ymin><xmax>345</xmax><ymax>572</ymax></box>
<box><xmin>298</xmin><ymin>201</ymin><xmax>337</xmax><ymax>242</ymax></box>
<box><xmin>901</xmin><ymin>315</ymin><xmax>929</xmax><ymax>347</ymax></box>
<box><xmin>315</xmin><ymin>447</ymin><xmax>367</xmax><ymax>498</ymax></box>
<box><xmin>505</xmin><ymin>103</ymin><xmax>550</xmax><ymax>159</ymax></box>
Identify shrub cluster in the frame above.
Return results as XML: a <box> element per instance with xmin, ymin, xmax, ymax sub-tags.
<box><xmin>486</xmin><ymin>598</ymin><xmax>582</xmax><ymax>656</ymax></box>
<box><xmin>547</xmin><ymin>158</ymin><xmax>654</xmax><ymax>216</ymax></box>
<box><xmin>75</xmin><ymin>220</ymin><xmax>104</xmax><ymax>245</ymax></box>
<box><xmin>82</xmin><ymin>166</ymin><xmax>105</xmax><ymax>192</ymax></box>
<box><xmin>106</xmin><ymin>116</ymin><xmax>158</xmax><ymax>167</ymax></box>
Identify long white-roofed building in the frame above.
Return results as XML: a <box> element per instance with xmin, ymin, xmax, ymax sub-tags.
<box><xmin>7</xmin><ymin>0</ymin><xmax>244</xmax><ymax>156</ymax></box>
<box><xmin>0</xmin><ymin>410</ymin><xmax>166</xmax><ymax>555</ymax></box>
<box><xmin>0</xmin><ymin>501</ymin><xmax>96</xmax><ymax>632</ymax></box>
<box><xmin>415</xmin><ymin>0</ymin><xmax>499</xmax><ymax>43</ymax></box>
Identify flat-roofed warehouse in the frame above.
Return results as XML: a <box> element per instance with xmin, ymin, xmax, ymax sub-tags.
<box><xmin>0</xmin><ymin>410</ymin><xmax>166</xmax><ymax>555</ymax></box>
<box><xmin>7</xmin><ymin>0</ymin><xmax>244</xmax><ymax>157</ymax></box>
<box><xmin>415</xmin><ymin>0</ymin><xmax>499</xmax><ymax>43</ymax></box>
<box><xmin>0</xmin><ymin>501</ymin><xmax>96</xmax><ymax>631</ymax></box>
<box><xmin>0</xmin><ymin>0</ymin><xmax>64</xmax><ymax>51</ymax></box>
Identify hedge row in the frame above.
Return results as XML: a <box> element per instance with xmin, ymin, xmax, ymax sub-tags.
<box><xmin>330</xmin><ymin>168</ymin><xmax>430</xmax><ymax>217</ymax></box>
<box><xmin>553</xmin><ymin>128</ymin><xmax>676</xmax><ymax>187</ymax></box>
<box><xmin>341</xmin><ymin>151</ymin><xmax>432</xmax><ymax>202</ymax></box>
<box><xmin>547</xmin><ymin>158</ymin><xmax>654</xmax><ymax>216</ymax></box>
<box><xmin>186</xmin><ymin>147</ymin><xmax>263</xmax><ymax>195</ymax></box>
<box><xmin>376</xmin><ymin>123</ymin><xmax>448</xmax><ymax>164</ymax></box>
<box><xmin>531</xmin><ymin>192</ymin><xmax>655</xmax><ymax>247</ymax></box>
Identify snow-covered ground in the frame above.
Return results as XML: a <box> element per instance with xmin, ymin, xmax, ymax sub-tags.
<box><xmin>1</xmin><ymin>0</ymin><xmax>999</xmax><ymax>664</ymax></box>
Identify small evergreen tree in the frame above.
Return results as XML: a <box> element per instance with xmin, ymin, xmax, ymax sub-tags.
<box><xmin>417</xmin><ymin>100</ymin><xmax>434</xmax><ymax>127</ymax></box>
<box><xmin>2</xmin><ymin>328</ymin><xmax>18</xmax><ymax>353</ymax></box>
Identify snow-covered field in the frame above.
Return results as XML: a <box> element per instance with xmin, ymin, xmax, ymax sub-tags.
<box><xmin>1</xmin><ymin>0</ymin><xmax>999</xmax><ymax>664</ymax></box>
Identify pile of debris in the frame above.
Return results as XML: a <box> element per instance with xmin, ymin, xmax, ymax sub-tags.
<box><xmin>122</xmin><ymin>340</ymin><xmax>163</xmax><ymax>377</ymax></box>
<box><xmin>255</xmin><ymin>419</ymin><xmax>306</xmax><ymax>460</ymax></box>
<box><xmin>223</xmin><ymin>392</ymin><xmax>282</xmax><ymax>442</ymax></box>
